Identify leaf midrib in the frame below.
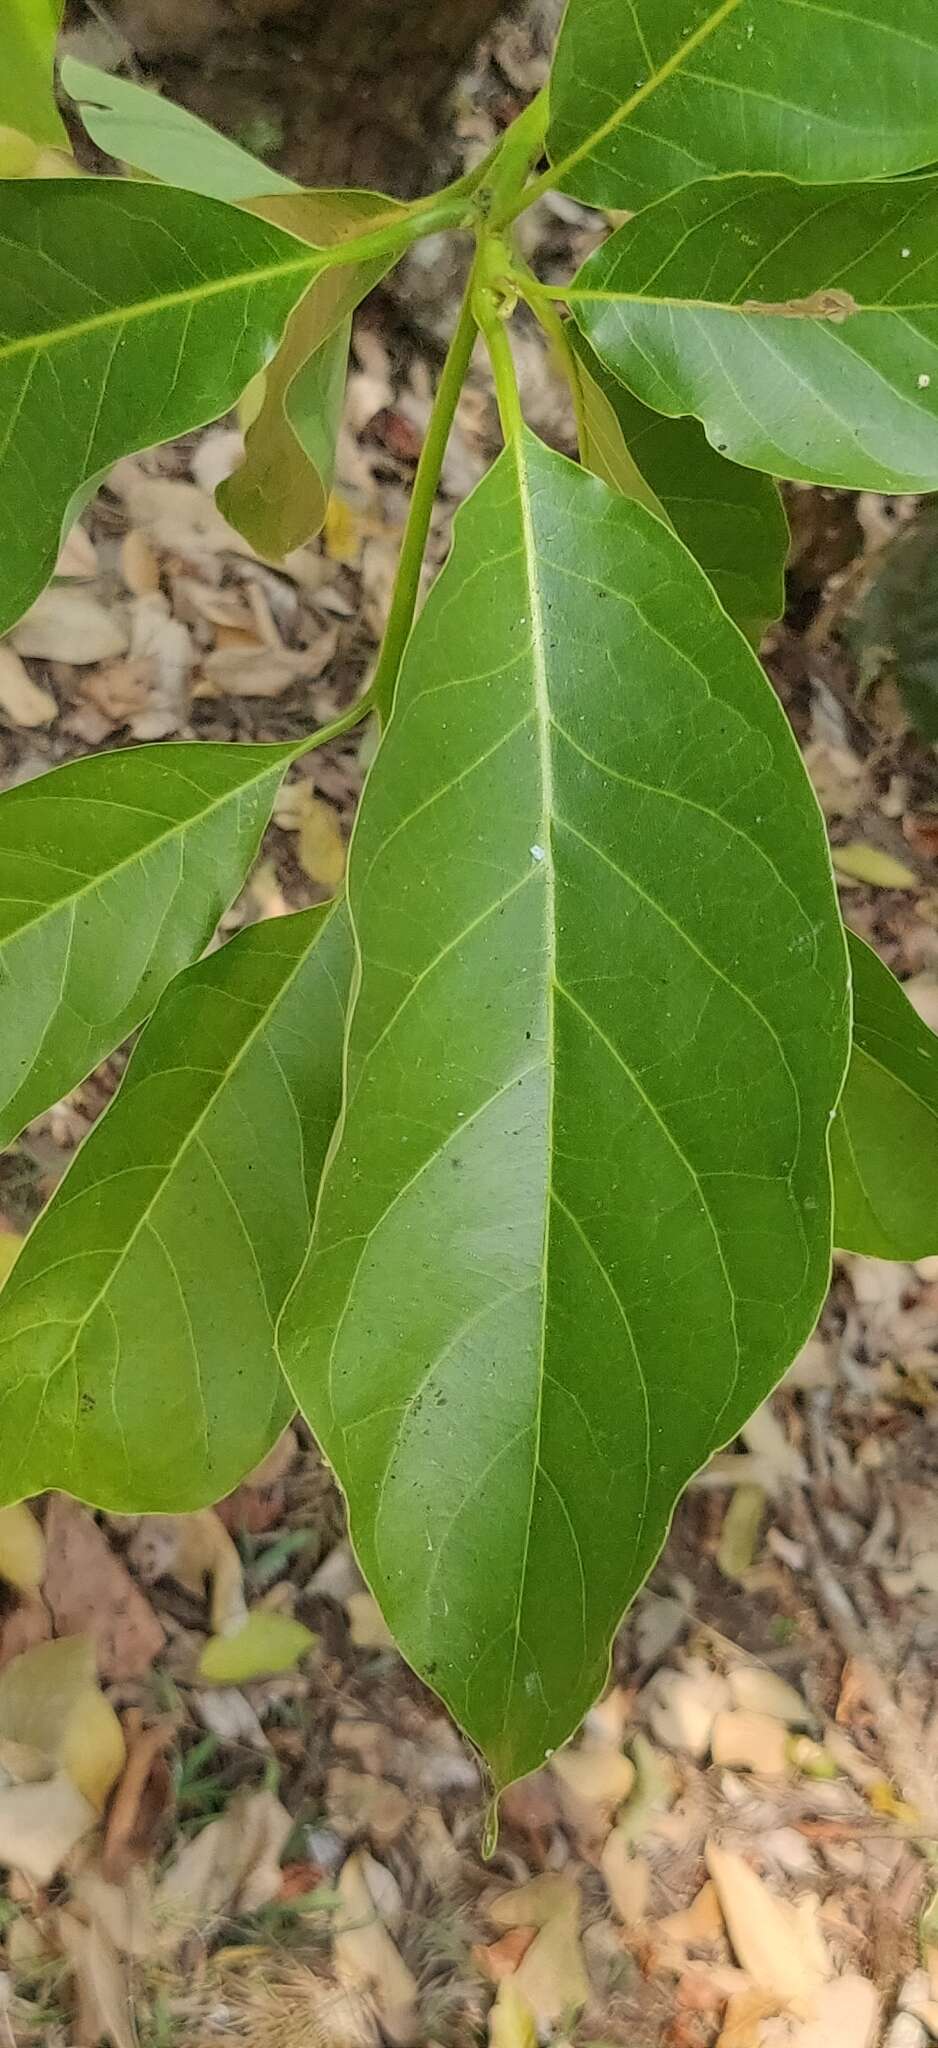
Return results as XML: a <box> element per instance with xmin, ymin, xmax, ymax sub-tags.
<box><xmin>0</xmin><ymin>248</ymin><xmax>319</xmax><ymax>367</ymax></box>
<box><xmin>548</xmin><ymin>0</ymin><xmax>746</xmax><ymax>189</ymax></box>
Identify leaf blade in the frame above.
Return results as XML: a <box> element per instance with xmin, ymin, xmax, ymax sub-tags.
<box><xmin>60</xmin><ymin>57</ymin><xmax>296</xmax><ymax>197</ymax></box>
<box><xmin>547</xmin><ymin>0</ymin><xmax>938</xmax><ymax>209</ymax></box>
<box><xmin>0</xmin><ymin>903</ymin><xmax>353</xmax><ymax>1512</ymax></box>
<box><xmin>0</xmin><ymin>740</ymin><xmax>291</xmax><ymax>1148</ymax></box>
<box><xmin>570</xmin><ymin>330</ymin><xmax>787</xmax><ymax>633</ymax></box>
<box><xmin>281</xmin><ymin>434</ymin><xmax>849</xmax><ymax>1787</ymax></box>
<box><xmin>569</xmin><ymin>175</ymin><xmax>938</xmax><ymax>492</ymax></box>
<box><xmin>832</xmin><ymin>932</ymin><xmax>938</xmax><ymax>1261</ymax></box>
<box><xmin>0</xmin><ymin>178</ymin><xmax>321</xmax><ymax>635</ymax></box>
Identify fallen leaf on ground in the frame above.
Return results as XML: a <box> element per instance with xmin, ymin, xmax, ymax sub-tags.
<box><xmin>785</xmin><ymin>1973</ymin><xmax>880</xmax><ymax>2047</ymax></box>
<box><xmin>660</xmin><ymin>1880</ymin><xmax>725</xmax><ymax>1946</ymax></box>
<box><xmin>200</xmin><ymin>643</ymin><xmax>309</xmax><ymax>698</ymax></box>
<box><xmin>600</xmin><ymin>1833</ymin><xmax>649</xmax><ymax>1925</ymax></box>
<box><xmin>108</xmin><ymin>462</ymin><xmax>251</xmax><ymax>559</ymax></box>
<box><xmin>641</xmin><ymin>1665</ymin><xmax>729</xmax><ymax>1757</ymax></box>
<box><xmin>11</xmin><ymin>588</ymin><xmax>127</xmax><ymax>663</ymax></box>
<box><xmin>198</xmin><ymin>1608</ymin><xmax>315</xmax><ymax>1684</ymax></box>
<box><xmin>717</xmin><ymin>1484</ymin><xmax>766</xmax><ymax>1578</ymax></box>
<box><xmin>0</xmin><ymin>1635</ymin><xmax>124</xmax><ymax>1811</ymax></box>
<box><xmin>474</xmin><ymin>1926</ymin><xmax>537</xmax><ymax>1984</ymax></box>
<box><xmin>43</xmin><ymin>1498</ymin><xmax>165</xmax><ymax>1680</ymax></box>
<box><xmin>127</xmin><ymin>1507</ymin><xmax>244</xmax><ymax>1636</ymax></box>
<box><xmin>0</xmin><ymin>1772</ymin><xmax>96</xmax><ymax>1883</ymax></box>
<box><xmin>0</xmin><ymin>647</ymin><xmax>56</xmax><ymax>726</ymax></box>
<box><xmin>711</xmin><ymin>1710</ymin><xmax>789</xmax><ymax>1777</ymax></box>
<box><xmin>54</xmin><ymin>522</ymin><xmax>98</xmax><ymax>580</ymax></box>
<box><xmin>326</xmin><ymin>1766</ymin><xmax>412</xmax><ymax>1848</ymax></box>
<box><xmin>297</xmin><ymin>793</ymin><xmax>346</xmax><ymax>890</ymax></box>
<box><xmin>488</xmin><ymin>1979</ymin><xmax>538</xmax><ymax>2047</ymax></box>
<box><xmin>346</xmin><ymin>1591</ymin><xmax>396</xmax><ymax>1650</ymax></box>
<box><xmin>57</xmin><ymin>1905</ymin><xmax>135</xmax><ymax>2048</ymax></box>
<box><xmin>510</xmin><ymin>1877</ymin><xmax>588</xmax><ymax>2031</ymax></box>
<box><xmin>119</xmin><ymin>528</ymin><xmax>161</xmax><ymax>594</ymax></box>
<box><xmin>334</xmin><ymin>1847</ymin><xmax>419</xmax><ymax>2046</ymax></box>
<box><xmin>705</xmin><ymin>1843</ymin><xmax>830</xmax><ymax>2005</ymax></box>
<box><xmin>832</xmin><ymin>843</ymin><xmax>918</xmax><ymax>889</ymax></box>
<box><xmin>157</xmin><ymin>1788</ymin><xmax>291</xmax><ymax>1936</ymax></box>
<box><xmin>489</xmin><ymin>1875</ymin><xmax>575</xmax><ymax>1931</ymax></box>
<box><xmin>726</xmin><ymin>1669</ymin><xmax>810</xmax><ymax>1725</ymax></box>
<box><xmin>0</xmin><ymin>1505</ymin><xmax>44</xmax><ymax>1592</ymax></box>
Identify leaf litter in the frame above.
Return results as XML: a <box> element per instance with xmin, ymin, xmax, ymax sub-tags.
<box><xmin>1</xmin><ymin>10</ymin><xmax>938</xmax><ymax>2045</ymax></box>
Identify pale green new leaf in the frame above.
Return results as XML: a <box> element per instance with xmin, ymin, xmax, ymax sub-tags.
<box><xmin>569</xmin><ymin>176</ymin><xmax>938</xmax><ymax>493</ymax></box>
<box><xmin>547</xmin><ymin>0</ymin><xmax>938</xmax><ymax>210</ymax></box>
<box><xmin>0</xmin><ymin>178</ymin><xmax>323</xmax><ymax>636</ymax></box>
<box><xmin>832</xmin><ymin>932</ymin><xmax>938</xmax><ymax>1262</ymax></box>
<box><xmin>0</xmin><ymin>741</ymin><xmax>292</xmax><ymax>1149</ymax></box>
<box><xmin>60</xmin><ymin>57</ymin><xmax>295</xmax><ymax>197</ymax></box>
<box><xmin>0</xmin><ymin>903</ymin><xmax>352</xmax><ymax>1512</ymax></box>
<box><xmin>281</xmin><ymin>432</ymin><xmax>849</xmax><ymax>1789</ymax></box>
<box><xmin>219</xmin><ymin>190</ymin><xmax>404</xmax><ymax>558</ymax></box>
<box><xmin>3</xmin><ymin>0</ymin><xmax>66</xmax><ymax>150</ymax></box>
<box><xmin>570</xmin><ymin>331</ymin><xmax>786</xmax><ymax>634</ymax></box>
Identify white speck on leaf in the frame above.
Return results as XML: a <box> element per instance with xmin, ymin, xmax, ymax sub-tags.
<box><xmin>919</xmin><ymin>373</ymin><xmax>931</xmax><ymax>388</ymax></box>
<box><xmin>530</xmin><ymin>844</ymin><xmax>545</xmax><ymax>862</ymax></box>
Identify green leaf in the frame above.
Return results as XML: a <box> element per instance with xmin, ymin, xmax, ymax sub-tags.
<box><xmin>0</xmin><ymin>740</ymin><xmax>291</xmax><ymax>1149</ymax></box>
<box><xmin>60</xmin><ymin>57</ymin><xmax>295</xmax><ymax>197</ymax></box>
<box><xmin>219</xmin><ymin>190</ymin><xmax>405</xmax><ymax>558</ymax></box>
<box><xmin>198</xmin><ymin>1610</ymin><xmax>316</xmax><ymax>1683</ymax></box>
<box><xmin>3</xmin><ymin>0</ymin><xmax>66</xmax><ymax>150</ymax></box>
<box><xmin>0</xmin><ymin>178</ymin><xmax>322</xmax><ymax>637</ymax></box>
<box><xmin>832</xmin><ymin>931</ymin><xmax>938</xmax><ymax>1261</ymax></box>
<box><xmin>569</xmin><ymin>331</ymin><xmax>786</xmax><ymax>635</ymax></box>
<box><xmin>0</xmin><ymin>903</ymin><xmax>353</xmax><ymax>1512</ymax></box>
<box><xmin>568</xmin><ymin>176</ymin><xmax>938</xmax><ymax>493</ymax></box>
<box><xmin>281</xmin><ymin>431</ymin><xmax>849</xmax><ymax>1789</ymax></box>
<box><xmin>547</xmin><ymin>0</ymin><xmax>938</xmax><ymax>210</ymax></box>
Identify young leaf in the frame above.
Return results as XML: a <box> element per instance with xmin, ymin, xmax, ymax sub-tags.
<box><xmin>4</xmin><ymin>0</ymin><xmax>66</xmax><ymax>150</ymax></box>
<box><xmin>570</xmin><ymin>332</ymin><xmax>787</xmax><ymax>635</ymax></box>
<box><xmin>219</xmin><ymin>190</ymin><xmax>405</xmax><ymax>558</ymax></box>
<box><xmin>0</xmin><ymin>740</ymin><xmax>292</xmax><ymax>1149</ymax></box>
<box><xmin>281</xmin><ymin>432</ymin><xmax>849</xmax><ymax>1790</ymax></box>
<box><xmin>831</xmin><ymin>931</ymin><xmax>938</xmax><ymax>1261</ymax></box>
<box><xmin>568</xmin><ymin>176</ymin><xmax>938</xmax><ymax>494</ymax></box>
<box><xmin>0</xmin><ymin>903</ymin><xmax>352</xmax><ymax>1512</ymax></box>
<box><xmin>60</xmin><ymin>57</ymin><xmax>297</xmax><ymax>197</ymax></box>
<box><xmin>547</xmin><ymin>0</ymin><xmax>938</xmax><ymax>210</ymax></box>
<box><xmin>0</xmin><ymin>178</ymin><xmax>323</xmax><ymax>636</ymax></box>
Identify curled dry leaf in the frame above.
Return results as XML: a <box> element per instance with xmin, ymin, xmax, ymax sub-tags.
<box><xmin>710</xmin><ymin>1711</ymin><xmax>790</xmax><ymax>1777</ymax></box>
<box><xmin>641</xmin><ymin>1665</ymin><xmax>729</xmax><ymax>1758</ymax></box>
<box><xmin>0</xmin><ymin>646</ymin><xmax>57</xmax><ymax>727</ymax></box>
<box><xmin>726</xmin><ymin>1668</ymin><xmax>811</xmax><ymax>1726</ymax></box>
<box><xmin>101</xmin><ymin>1712</ymin><xmax>176</xmax><ymax>1881</ymax></box>
<box><xmin>0</xmin><ymin>1773</ymin><xmax>97</xmax><ymax>1885</ymax></box>
<box><xmin>128</xmin><ymin>1506</ymin><xmax>245</xmax><ymax>1635</ymax></box>
<box><xmin>43</xmin><ymin>1497</ymin><xmax>165</xmax><ymax>1680</ymax></box>
<box><xmin>297</xmin><ymin>792</ymin><xmax>346</xmax><ymax>892</ymax></box>
<box><xmin>326</xmin><ymin>1766</ymin><xmax>411</xmax><ymax>1849</ymax></box>
<box><xmin>334</xmin><ymin>1847</ymin><xmax>419</xmax><ymax>2047</ymax></box>
<box><xmin>54</xmin><ymin>521</ymin><xmax>98</xmax><ymax>580</ymax></box>
<box><xmin>832</xmin><ymin>843</ymin><xmax>918</xmax><ymax>890</ymax></box>
<box><xmin>600</xmin><ymin>1831</ymin><xmax>650</xmax><ymax>1925</ymax></box>
<box><xmin>11</xmin><ymin>588</ymin><xmax>128</xmax><ymax>664</ymax></box>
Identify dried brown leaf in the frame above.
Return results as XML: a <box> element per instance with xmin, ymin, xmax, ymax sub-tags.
<box><xmin>11</xmin><ymin>588</ymin><xmax>127</xmax><ymax>663</ymax></box>
<box><xmin>43</xmin><ymin>1497</ymin><xmax>165</xmax><ymax>1679</ymax></box>
<box><xmin>0</xmin><ymin>646</ymin><xmax>57</xmax><ymax>726</ymax></box>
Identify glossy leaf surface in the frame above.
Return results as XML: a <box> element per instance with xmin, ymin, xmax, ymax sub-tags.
<box><xmin>60</xmin><ymin>58</ymin><xmax>295</xmax><ymax>197</ymax></box>
<box><xmin>547</xmin><ymin>0</ymin><xmax>938</xmax><ymax>209</ymax></box>
<box><xmin>0</xmin><ymin>904</ymin><xmax>352</xmax><ymax>1512</ymax></box>
<box><xmin>832</xmin><ymin>932</ymin><xmax>938</xmax><ymax>1261</ymax></box>
<box><xmin>4</xmin><ymin>0</ymin><xmax>66</xmax><ymax>149</ymax></box>
<box><xmin>219</xmin><ymin>190</ymin><xmax>404</xmax><ymax>558</ymax></box>
<box><xmin>0</xmin><ymin>179</ymin><xmax>322</xmax><ymax>635</ymax></box>
<box><xmin>282</xmin><ymin>432</ymin><xmax>849</xmax><ymax>1788</ymax></box>
<box><xmin>569</xmin><ymin>177</ymin><xmax>938</xmax><ymax>493</ymax></box>
<box><xmin>570</xmin><ymin>332</ymin><xmax>786</xmax><ymax>634</ymax></box>
<box><xmin>0</xmin><ymin>741</ymin><xmax>291</xmax><ymax>1149</ymax></box>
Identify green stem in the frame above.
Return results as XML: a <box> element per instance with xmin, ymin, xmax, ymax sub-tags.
<box><xmin>294</xmin><ymin>683</ymin><xmax>378</xmax><ymax>759</ymax></box>
<box><xmin>314</xmin><ymin>189</ymin><xmax>472</xmax><ymax>272</ymax></box>
<box><xmin>369</xmin><ymin>279</ymin><xmax>480</xmax><ymax>725</ymax></box>
<box><xmin>474</xmin><ymin>284</ymin><xmax>524</xmax><ymax>448</ymax></box>
<box><xmin>482</xmin><ymin>87</ymin><xmax>549</xmax><ymax>223</ymax></box>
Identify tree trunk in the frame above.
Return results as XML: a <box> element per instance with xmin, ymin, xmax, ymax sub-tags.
<box><xmin>107</xmin><ymin>0</ymin><xmax>507</xmax><ymax>194</ymax></box>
